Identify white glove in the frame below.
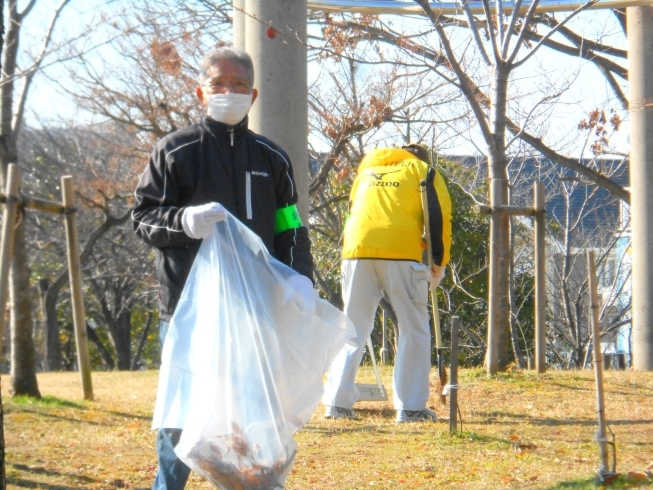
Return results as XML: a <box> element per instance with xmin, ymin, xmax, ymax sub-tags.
<box><xmin>283</xmin><ymin>274</ymin><xmax>316</xmax><ymax>312</ymax></box>
<box><xmin>427</xmin><ymin>264</ymin><xmax>446</xmax><ymax>290</ymax></box>
<box><xmin>181</xmin><ymin>202</ymin><xmax>227</xmax><ymax>239</ymax></box>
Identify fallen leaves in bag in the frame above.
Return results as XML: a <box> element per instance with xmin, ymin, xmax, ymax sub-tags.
<box><xmin>187</xmin><ymin>423</ymin><xmax>295</xmax><ymax>490</ymax></box>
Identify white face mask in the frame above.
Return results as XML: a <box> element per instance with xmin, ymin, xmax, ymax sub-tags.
<box><xmin>206</xmin><ymin>93</ymin><xmax>252</xmax><ymax>126</ymax></box>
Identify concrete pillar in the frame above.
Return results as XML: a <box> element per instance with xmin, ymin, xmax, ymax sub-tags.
<box><xmin>628</xmin><ymin>6</ymin><xmax>653</xmax><ymax>370</ymax></box>
<box><xmin>244</xmin><ymin>0</ymin><xmax>310</xmax><ymax>223</ymax></box>
<box><xmin>233</xmin><ymin>0</ymin><xmax>246</xmax><ymax>51</ymax></box>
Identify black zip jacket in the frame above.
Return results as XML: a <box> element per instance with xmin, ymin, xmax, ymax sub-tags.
<box><xmin>132</xmin><ymin>115</ymin><xmax>314</xmax><ymax>322</ymax></box>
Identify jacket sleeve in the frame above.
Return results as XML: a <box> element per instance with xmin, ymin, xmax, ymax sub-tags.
<box><xmin>426</xmin><ymin>167</ymin><xmax>452</xmax><ymax>267</ymax></box>
<box><xmin>131</xmin><ymin>143</ymin><xmax>198</xmax><ymax>250</ymax></box>
<box><xmin>272</xmin><ymin>150</ymin><xmax>315</xmax><ymax>282</ymax></box>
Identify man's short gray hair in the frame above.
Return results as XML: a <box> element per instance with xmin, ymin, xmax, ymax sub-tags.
<box><xmin>199</xmin><ymin>47</ymin><xmax>255</xmax><ymax>86</ymax></box>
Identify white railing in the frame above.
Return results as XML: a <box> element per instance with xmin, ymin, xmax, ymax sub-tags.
<box><xmin>307</xmin><ymin>0</ymin><xmax>650</xmax><ymax>14</ymax></box>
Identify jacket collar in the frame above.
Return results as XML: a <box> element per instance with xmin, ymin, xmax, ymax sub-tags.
<box><xmin>201</xmin><ymin>114</ymin><xmax>249</xmax><ymax>136</ymax></box>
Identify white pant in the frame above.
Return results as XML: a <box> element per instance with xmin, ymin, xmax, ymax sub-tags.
<box><xmin>322</xmin><ymin>259</ymin><xmax>432</xmax><ymax>410</ymax></box>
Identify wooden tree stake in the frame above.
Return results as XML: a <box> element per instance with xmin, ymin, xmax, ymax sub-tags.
<box><xmin>449</xmin><ymin>316</ymin><xmax>460</xmax><ymax>434</ymax></box>
<box><xmin>534</xmin><ymin>181</ymin><xmax>546</xmax><ymax>373</ymax></box>
<box><xmin>587</xmin><ymin>251</ymin><xmax>613</xmax><ymax>477</ymax></box>
<box><xmin>62</xmin><ymin>176</ymin><xmax>93</xmax><ymax>400</ymax></box>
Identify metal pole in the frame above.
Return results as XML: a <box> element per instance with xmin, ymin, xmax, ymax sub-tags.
<box><xmin>587</xmin><ymin>251</ymin><xmax>610</xmax><ymax>476</ymax></box>
<box><xmin>61</xmin><ymin>176</ymin><xmax>93</xmax><ymax>401</ymax></box>
<box><xmin>0</xmin><ymin>165</ymin><xmax>19</xmax><ymax>349</ymax></box>
<box><xmin>449</xmin><ymin>316</ymin><xmax>460</xmax><ymax>434</ymax></box>
<box><xmin>380</xmin><ymin>308</ymin><xmax>389</xmax><ymax>364</ymax></box>
<box><xmin>486</xmin><ymin>178</ymin><xmax>502</xmax><ymax>375</ymax></box>
<box><xmin>628</xmin><ymin>5</ymin><xmax>653</xmax><ymax>371</ymax></box>
<box><xmin>534</xmin><ymin>181</ymin><xmax>546</xmax><ymax>373</ymax></box>
<box><xmin>245</xmin><ymin>0</ymin><xmax>310</xmax><ymax>223</ymax></box>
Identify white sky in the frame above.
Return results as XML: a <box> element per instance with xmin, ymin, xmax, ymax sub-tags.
<box><xmin>19</xmin><ymin>2</ymin><xmax>629</xmax><ymax>160</ymax></box>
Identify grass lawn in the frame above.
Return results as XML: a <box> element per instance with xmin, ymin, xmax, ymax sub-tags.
<box><xmin>4</xmin><ymin>367</ymin><xmax>653</xmax><ymax>489</ymax></box>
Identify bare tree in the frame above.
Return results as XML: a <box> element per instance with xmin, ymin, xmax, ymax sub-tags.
<box><xmin>0</xmin><ymin>0</ymin><xmax>76</xmax><ymax>397</ymax></box>
<box><xmin>22</xmin><ymin>123</ymin><xmax>143</xmax><ymax>371</ymax></box>
<box><xmin>545</xmin><ymin>158</ymin><xmax>629</xmax><ymax>368</ymax></box>
<box><xmin>312</xmin><ymin>2</ymin><xmax>629</xmax><ymax>371</ymax></box>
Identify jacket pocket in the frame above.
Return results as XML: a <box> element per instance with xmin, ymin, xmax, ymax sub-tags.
<box><xmin>410</xmin><ymin>262</ymin><xmax>429</xmax><ymax>305</ymax></box>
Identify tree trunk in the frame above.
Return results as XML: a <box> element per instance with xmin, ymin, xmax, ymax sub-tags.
<box><xmin>86</xmin><ymin>324</ymin><xmax>115</xmax><ymax>370</ymax></box>
<box><xmin>487</xmin><ymin>63</ymin><xmax>513</xmax><ymax>371</ymax></box>
<box><xmin>576</xmin><ymin>345</ymin><xmax>585</xmax><ymax>369</ymax></box>
<box><xmin>9</xmin><ymin>222</ymin><xmax>40</xmax><ymax>397</ymax></box>
<box><xmin>0</xmin><ymin>0</ymin><xmax>7</xmax><ymax>484</ymax></box>
<box><xmin>1</xmin><ymin>0</ymin><xmax>40</xmax><ymax>398</ymax></box>
<box><xmin>110</xmin><ymin>309</ymin><xmax>132</xmax><ymax>371</ymax></box>
<box><xmin>39</xmin><ymin>278</ymin><xmax>63</xmax><ymax>371</ymax></box>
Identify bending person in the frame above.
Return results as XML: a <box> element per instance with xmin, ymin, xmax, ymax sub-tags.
<box><xmin>322</xmin><ymin>144</ymin><xmax>452</xmax><ymax>423</ymax></box>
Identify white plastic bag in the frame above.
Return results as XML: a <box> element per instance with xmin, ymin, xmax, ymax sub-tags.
<box><xmin>152</xmin><ymin>212</ymin><xmax>356</xmax><ymax>489</ymax></box>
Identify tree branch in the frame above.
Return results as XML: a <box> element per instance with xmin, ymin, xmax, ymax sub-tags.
<box><xmin>595</xmin><ymin>64</ymin><xmax>628</xmax><ymax>111</ymax></box>
<box><xmin>415</xmin><ymin>0</ymin><xmax>495</xmax><ymax>150</ymax></box>
<box><xmin>501</xmin><ymin>0</ymin><xmax>525</xmax><ymax>59</ymax></box>
<box><xmin>480</xmin><ymin>0</ymin><xmax>502</xmax><ymax>64</ymax></box>
<box><xmin>512</xmin><ymin>1</ymin><xmax>598</xmax><ymax>69</ymax></box>
<box><xmin>462</xmin><ymin>0</ymin><xmax>493</xmax><ymax>66</ymax></box>
<box><xmin>505</xmin><ymin>117</ymin><xmax>630</xmax><ymax>203</ymax></box>
<box><xmin>13</xmin><ymin>0</ymin><xmax>72</xmax><ymax>138</ymax></box>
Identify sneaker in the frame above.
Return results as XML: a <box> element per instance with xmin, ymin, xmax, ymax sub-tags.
<box><xmin>396</xmin><ymin>408</ymin><xmax>437</xmax><ymax>423</ymax></box>
<box><xmin>324</xmin><ymin>405</ymin><xmax>356</xmax><ymax>419</ymax></box>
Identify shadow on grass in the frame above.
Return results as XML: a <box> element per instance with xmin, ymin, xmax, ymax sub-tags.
<box><xmin>6</xmin><ymin>478</ymin><xmax>75</xmax><ymax>490</ymax></box>
<box><xmin>8</xmin><ymin>395</ymin><xmax>86</xmax><ymax>410</ymax></box>
<box><xmin>544</xmin><ymin>476</ymin><xmax>600</xmax><ymax>489</ymax></box>
<box><xmin>104</xmin><ymin>410</ymin><xmax>152</xmax><ymax>421</ymax></box>
<box><xmin>547</xmin><ymin>382</ymin><xmax>594</xmax><ymax>392</ymax></box>
<box><xmin>8</xmin><ymin>463</ymin><xmax>151</xmax><ymax>490</ymax></box>
<box><xmin>305</xmin><ymin>421</ymin><xmax>513</xmax><ymax>445</ymax></box>
<box><xmin>545</xmin><ymin>474</ymin><xmax>653</xmax><ymax>489</ymax></box>
<box><xmin>7</xmin><ymin>408</ymin><xmax>101</xmax><ymax>426</ymax></box>
<box><xmin>8</xmin><ymin>478</ymin><xmax>149</xmax><ymax>490</ymax></box>
<box><xmin>10</xmin><ymin>463</ymin><xmax>96</xmax><ymax>483</ymax></box>
<box><xmin>476</xmin><ymin>411</ymin><xmax>653</xmax><ymax>427</ymax></box>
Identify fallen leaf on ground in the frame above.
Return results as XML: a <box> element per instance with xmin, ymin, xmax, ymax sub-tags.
<box><xmin>626</xmin><ymin>471</ymin><xmax>648</xmax><ymax>480</ymax></box>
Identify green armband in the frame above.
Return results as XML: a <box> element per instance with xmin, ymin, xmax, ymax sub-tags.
<box><xmin>275</xmin><ymin>204</ymin><xmax>303</xmax><ymax>234</ymax></box>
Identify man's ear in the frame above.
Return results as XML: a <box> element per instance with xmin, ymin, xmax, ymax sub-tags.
<box><xmin>251</xmin><ymin>88</ymin><xmax>258</xmax><ymax>106</ymax></box>
<box><xmin>196</xmin><ymin>86</ymin><xmax>206</xmax><ymax>105</ymax></box>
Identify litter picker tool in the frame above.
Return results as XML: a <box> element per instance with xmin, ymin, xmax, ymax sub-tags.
<box><xmin>420</xmin><ymin>178</ymin><xmax>447</xmax><ymax>405</ymax></box>
<box><xmin>587</xmin><ymin>251</ymin><xmax>618</xmax><ymax>483</ymax></box>
<box><xmin>355</xmin><ymin>336</ymin><xmax>388</xmax><ymax>402</ymax></box>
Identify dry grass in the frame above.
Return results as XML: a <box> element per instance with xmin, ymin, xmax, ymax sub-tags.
<box><xmin>4</xmin><ymin>367</ymin><xmax>653</xmax><ymax>489</ymax></box>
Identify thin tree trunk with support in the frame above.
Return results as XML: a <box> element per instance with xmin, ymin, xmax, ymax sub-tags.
<box><xmin>9</xmin><ymin>216</ymin><xmax>40</xmax><ymax>397</ymax></box>
<box><xmin>39</xmin><ymin>278</ymin><xmax>63</xmax><ymax>371</ymax></box>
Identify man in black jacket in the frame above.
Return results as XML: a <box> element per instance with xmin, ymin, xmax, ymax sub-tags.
<box><xmin>132</xmin><ymin>47</ymin><xmax>314</xmax><ymax>490</ymax></box>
